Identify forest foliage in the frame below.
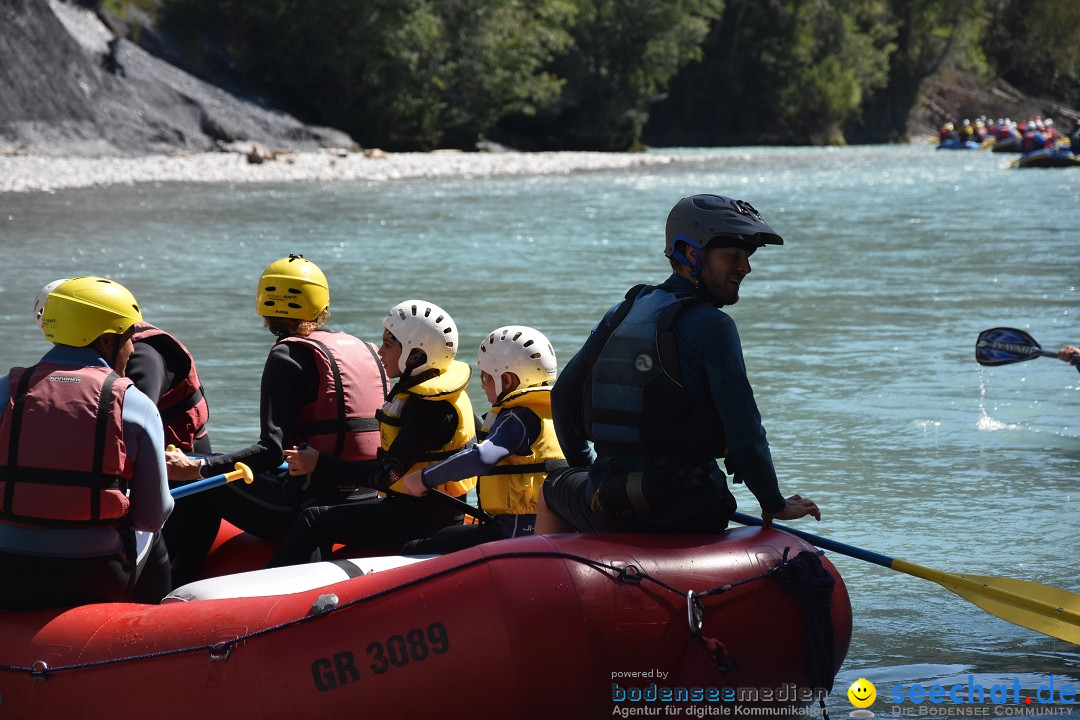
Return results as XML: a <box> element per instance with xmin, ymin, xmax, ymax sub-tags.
<box><xmin>151</xmin><ymin>0</ymin><xmax>1080</xmax><ymax>151</ymax></box>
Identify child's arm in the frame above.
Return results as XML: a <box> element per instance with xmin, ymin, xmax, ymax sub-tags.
<box><xmin>400</xmin><ymin>409</ymin><xmax>536</xmax><ymax>496</ymax></box>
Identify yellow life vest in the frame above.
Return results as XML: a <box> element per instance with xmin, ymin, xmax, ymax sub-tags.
<box><xmin>476</xmin><ymin>386</ymin><xmax>566</xmax><ymax>516</ymax></box>
<box><xmin>378</xmin><ymin>359</ymin><xmax>477</xmax><ymax>497</ymax></box>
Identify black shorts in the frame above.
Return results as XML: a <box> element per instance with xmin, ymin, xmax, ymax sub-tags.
<box><xmin>542</xmin><ymin>466</ymin><xmax>737</xmax><ymax>535</ymax></box>
<box><xmin>542</xmin><ymin>467</ymin><xmax>613</xmax><ymax>532</ymax></box>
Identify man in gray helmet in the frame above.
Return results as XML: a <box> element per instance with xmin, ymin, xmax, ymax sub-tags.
<box><xmin>535</xmin><ymin>194</ymin><xmax>820</xmax><ymax>535</ymax></box>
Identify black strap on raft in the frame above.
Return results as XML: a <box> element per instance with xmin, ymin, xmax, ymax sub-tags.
<box><xmin>773</xmin><ymin>547</ymin><xmax>837</xmax><ymax>720</ymax></box>
<box><xmin>689</xmin><ymin>547</ymin><xmax>837</xmax><ymax>718</ymax></box>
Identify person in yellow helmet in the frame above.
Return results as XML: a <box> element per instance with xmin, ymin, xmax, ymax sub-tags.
<box><xmin>36</xmin><ymin>278</ymin><xmax>214</xmax><ymax>587</ymax></box>
<box><xmin>266</xmin><ymin>299</ymin><xmax>478</xmax><ymax>566</ymax></box>
<box><xmin>166</xmin><ymin>255</ymin><xmax>387</xmax><ymax>543</ymax></box>
<box><xmin>0</xmin><ymin>277</ymin><xmax>174</xmax><ymax>610</ymax></box>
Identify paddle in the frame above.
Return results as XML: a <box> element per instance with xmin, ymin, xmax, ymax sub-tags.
<box><xmin>171</xmin><ymin>462</ymin><xmax>254</xmax><ymax>499</ymax></box>
<box><xmin>430</xmin><ymin>489</ymin><xmax>494</xmax><ymax>523</ymax></box>
<box><xmin>732</xmin><ymin>512</ymin><xmax>1080</xmax><ymax>645</ymax></box>
<box><xmin>975</xmin><ymin>327</ymin><xmax>1079</xmax><ymax>371</ymax></box>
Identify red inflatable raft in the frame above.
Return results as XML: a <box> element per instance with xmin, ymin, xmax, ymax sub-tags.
<box><xmin>0</xmin><ymin>528</ymin><xmax>851</xmax><ymax>719</ymax></box>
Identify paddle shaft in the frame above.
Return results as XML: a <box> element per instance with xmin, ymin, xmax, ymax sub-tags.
<box><xmin>171</xmin><ymin>463</ymin><xmax>253</xmax><ymax>499</ymax></box>
<box><xmin>984</xmin><ymin>343</ymin><xmax>1057</xmax><ymax>359</ymax></box>
<box><xmin>732</xmin><ymin>513</ymin><xmax>1080</xmax><ymax>633</ymax></box>
<box><xmin>431</xmin><ymin>489</ymin><xmax>494</xmax><ymax>523</ymax></box>
<box><xmin>732</xmin><ymin>512</ymin><xmax>892</xmax><ymax>567</ymax></box>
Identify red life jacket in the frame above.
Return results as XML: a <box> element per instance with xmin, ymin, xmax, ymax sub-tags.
<box><xmin>132</xmin><ymin>322</ymin><xmax>209</xmax><ymax>451</ymax></box>
<box><xmin>0</xmin><ymin>363</ymin><xmax>133</xmax><ymax>527</ymax></box>
<box><xmin>278</xmin><ymin>330</ymin><xmax>387</xmax><ymax>461</ymax></box>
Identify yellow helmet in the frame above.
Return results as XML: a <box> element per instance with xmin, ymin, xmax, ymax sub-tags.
<box><xmin>256</xmin><ymin>254</ymin><xmax>330</xmax><ymax>321</ymax></box>
<box><xmin>41</xmin><ymin>276</ymin><xmax>143</xmax><ymax>347</ymax></box>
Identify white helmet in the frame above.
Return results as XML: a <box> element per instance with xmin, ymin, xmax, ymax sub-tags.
<box><xmin>382</xmin><ymin>299</ymin><xmax>458</xmax><ymax>375</ymax></box>
<box><xmin>34</xmin><ymin>278</ymin><xmax>70</xmax><ymax>333</ymax></box>
<box><xmin>477</xmin><ymin>325</ymin><xmax>557</xmax><ymax>397</ymax></box>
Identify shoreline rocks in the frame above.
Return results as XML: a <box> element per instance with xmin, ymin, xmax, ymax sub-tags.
<box><xmin>0</xmin><ymin>147</ymin><xmax>683</xmax><ymax>193</ymax></box>
<box><xmin>0</xmin><ymin>0</ymin><xmax>355</xmax><ymax>160</ymax></box>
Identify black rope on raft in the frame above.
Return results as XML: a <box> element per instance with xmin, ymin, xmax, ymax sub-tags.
<box><xmin>0</xmin><ymin>546</ymin><xmax>829</xmax><ymax>685</ymax></box>
<box><xmin>0</xmin><ymin>549</ymin><xmax>706</xmax><ymax>679</ymax></box>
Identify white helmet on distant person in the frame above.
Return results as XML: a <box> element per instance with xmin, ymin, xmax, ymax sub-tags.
<box><xmin>382</xmin><ymin>299</ymin><xmax>458</xmax><ymax>375</ymax></box>
<box><xmin>477</xmin><ymin>325</ymin><xmax>557</xmax><ymax>397</ymax></box>
<box><xmin>34</xmin><ymin>278</ymin><xmax>70</xmax><ymax>333</ymax></box>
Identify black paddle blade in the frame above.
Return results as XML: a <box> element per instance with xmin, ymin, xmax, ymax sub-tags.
<box><xmin>976</xmin><ymin>327</ymin><xmax>1046</xmax><ymax>366</ymax></box>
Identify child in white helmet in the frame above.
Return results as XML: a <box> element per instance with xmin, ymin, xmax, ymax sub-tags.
<box><xmin>268</xmin><ymin>299</ymin><xmax>478</xmax><ymax>565</ymax></box>
<box><xmin>399</xmin><ymin>325</ymin><xmax>567</xmax><ymax>554</ymax></box>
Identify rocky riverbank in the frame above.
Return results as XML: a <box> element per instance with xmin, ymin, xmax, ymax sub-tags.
<box><xmin>0</xmin><ymin>147</ymin><xmax>688</xmax><ymax>193</ymax></box>
<box><xmin>0</xmin><ymin>0</ymin><xmax>352</xmax><ymax>159</ymax></box>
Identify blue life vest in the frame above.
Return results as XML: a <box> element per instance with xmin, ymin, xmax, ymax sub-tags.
<box><xmin>583</xmin><ymin>284</ymin><xmax>726</xmax><ymax>460</ymax></box>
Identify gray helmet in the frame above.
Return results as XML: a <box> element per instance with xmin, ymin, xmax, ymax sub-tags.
<box><xmin>664</xmin><ymin>194</ymin><xmax>783</xmax><ymax>272</ymax></box>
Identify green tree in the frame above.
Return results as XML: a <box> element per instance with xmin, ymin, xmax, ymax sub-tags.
<box><xmin>768</xmin><ymin>0</ymin><xmax>895</xmax><ymax>144</ymax></box>
<box><xmin>982</xmin><ymin>0</ymin><xmax>1080</xmax><ymax>111</ymax></box>
<box><xmin>645</xmin><ymin>0</ymin><xmax>893</xmax><ymax>146</ymax></box>
<box><xmin>537</xmin><ymin>0</ymin><xmax>725</xmax><ymax>150</ymax></box>
<box><xmin>162</xmin><ymin>0</ymin><xmax>574</xmax><ymax>149</ymax></box>
<box><xmin>849</xmin><ymin>0</ymin><xmax>986</xmax><ymax>142</ymax></box>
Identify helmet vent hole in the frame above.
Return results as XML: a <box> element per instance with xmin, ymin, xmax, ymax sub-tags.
<box><xmin>288</xmin><ymin>302</ymin><xmax>302</xmax><ymax>309</ymax></box>
<box><xmin>521</xmin><ymin>338</ymin><xmax>532</xmax><ymax>347</ymax></box>
<box><xmin>442</xmin><ymin>326</ymin><xmax>452</xmax><ymax>335</ymax></box>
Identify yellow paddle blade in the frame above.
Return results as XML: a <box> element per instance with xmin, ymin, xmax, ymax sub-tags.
<box><xmin>893</xmin><ymin>559</ymin><xmax>1080</xmax><ymax>645</ymax></box>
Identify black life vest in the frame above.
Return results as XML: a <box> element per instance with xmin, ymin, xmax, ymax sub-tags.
<box><xmin>583</xmin><ymin>284</ymin><xmax>727</xmax><ymax>460</ymax></box>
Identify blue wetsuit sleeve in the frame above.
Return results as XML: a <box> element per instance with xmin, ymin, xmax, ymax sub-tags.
<box><xmin>683</xmin><ymin>310</ymin><xmax>786</xmax><ymax>514</ymax></box>
<box><xmin>552</xmin><ymin>305</ymin><xmax>625</xmax><ymax>468</ymax></box>
<box><xmin>420</xmin><ymin>407</ymin><xmax>535</xmax><ymax>488</ymax></box>
<box><xmin>122</xmin><ymin>386</ymin><xmax>174</xmax><ymax>531</ymax></box>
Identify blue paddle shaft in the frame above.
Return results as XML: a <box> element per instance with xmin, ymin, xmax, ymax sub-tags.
<box><xmin>171</xmin><ymin>472</ymin><xmax>232</xmax><ymax>499</ymax></box>
<box><xmin>731</xmin><ymin>512</ymin><xmax>895</xmax><ymax>569</ymax></box>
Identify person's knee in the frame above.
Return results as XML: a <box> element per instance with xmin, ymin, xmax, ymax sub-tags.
<box><xmin>534</xmin><ymin>485</ymin><xmax>575</xmax><ymax>535</ymax></box>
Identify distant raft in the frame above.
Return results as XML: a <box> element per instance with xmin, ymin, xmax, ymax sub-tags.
<box><xmin>1013</xmin><ymin>147</ymin><xmax>1080</xmax><ymax>168</ymax></box>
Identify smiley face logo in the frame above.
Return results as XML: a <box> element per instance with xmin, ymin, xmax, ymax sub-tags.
<box><xmin>847</xmin><ymin>678</ymin><xmax>876</xmax><ymax>708</ymax></box>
